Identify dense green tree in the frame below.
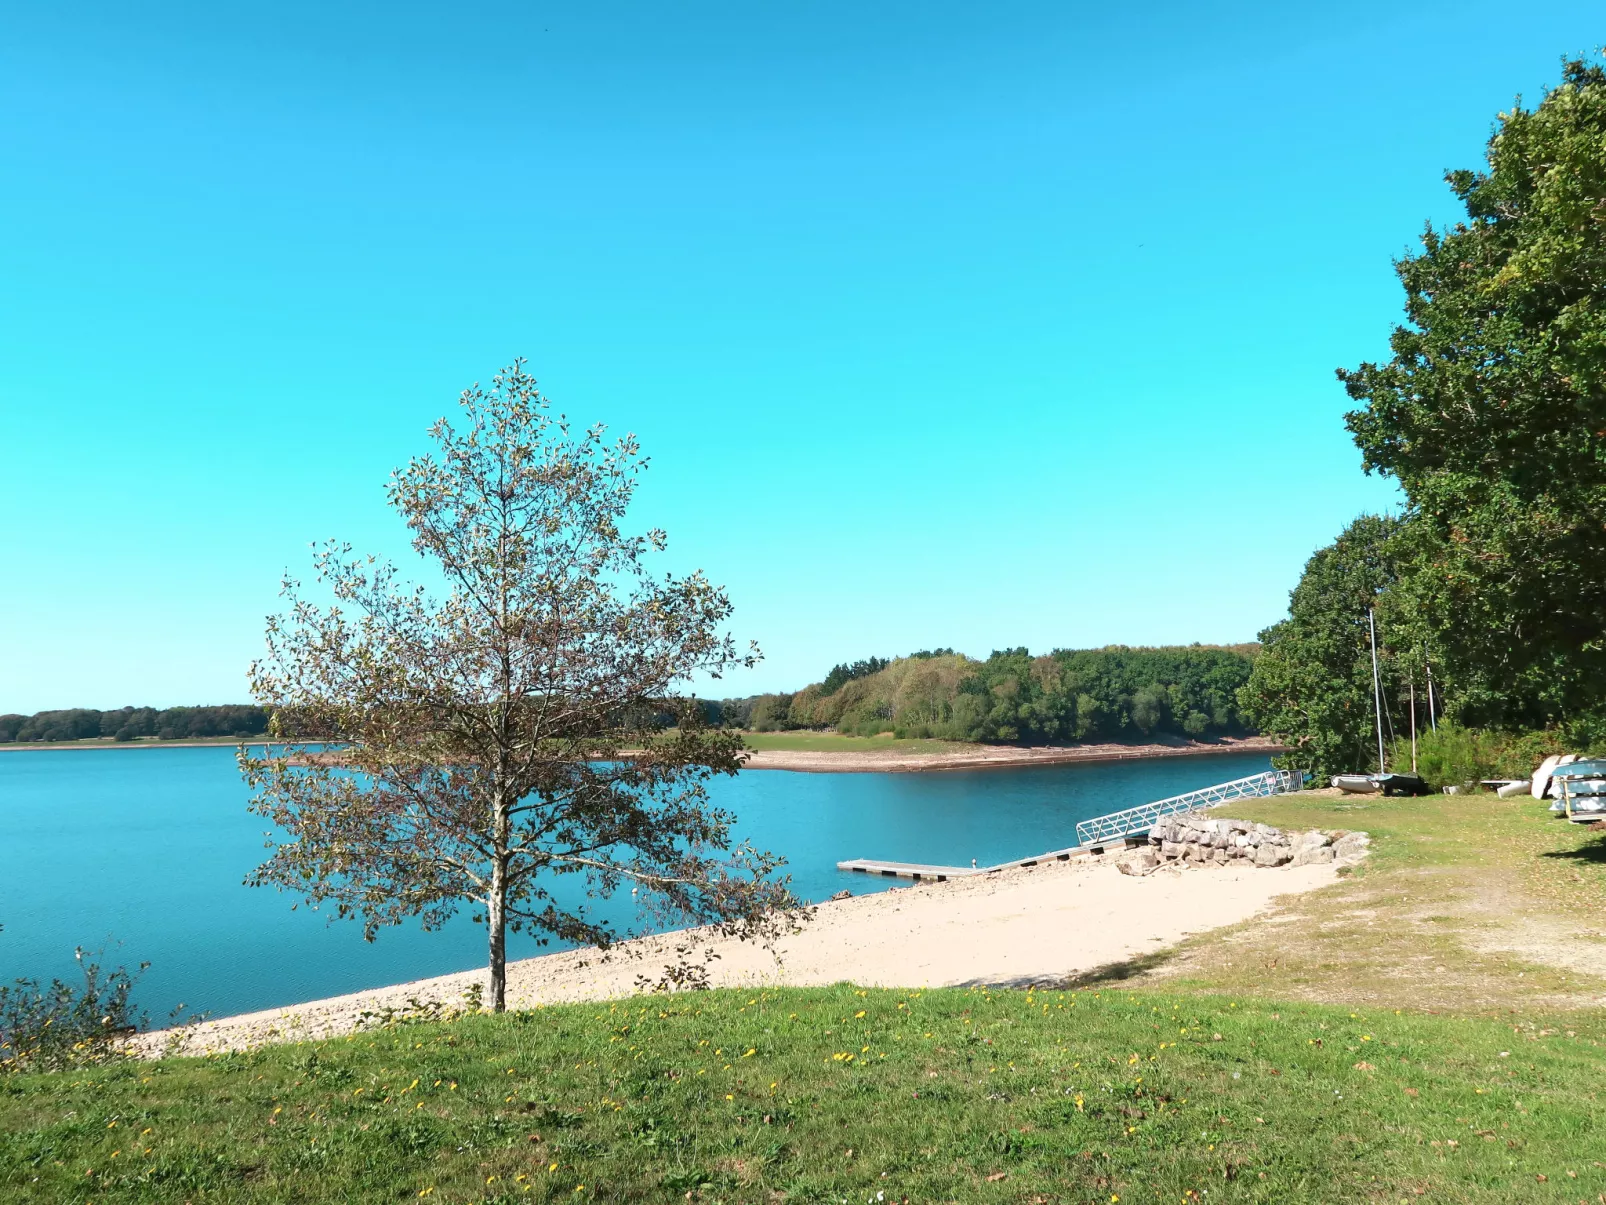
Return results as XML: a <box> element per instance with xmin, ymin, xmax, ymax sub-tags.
<box><xmin>750</xmin><ymin>645</ymin><xmax>1257</xmax><ymax>744</ymax></box>
<box><xmin>819</xmin><ymin>657</ymin><xmax>890</xmax><ymax>696</ymax></box>
<box><xmin>0</xmin><ymin>705</ymin><xmax>269</xmax><ymax>744</ymax></box>
<box><xmin>1238</xmin><ymin>515</ymin><xmax>1406</xmax><ymax>778</ymax></box>
<box><xmin>746</xmin><ymin>693</ymin><xmax>793</xmax><ymax>731</ymax></box>
<box><xmin>1339</xmin><ymin>57</ymin><xmax>1606</xmax><ymax>731</ymax></box>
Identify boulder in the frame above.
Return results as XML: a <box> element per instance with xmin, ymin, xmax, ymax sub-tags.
<box><xmin>1292</xmin><ymin>844</ymin><xmax>1336</xmax><ymax>867</ymax></box>
<box><xmin>1332</xmin><ymin>832</ymin><xmax>1371</xmax><ymax>863</ymax></box>
<box><xmin>1117</xmin><ymin>849</ymin><xmax>1160</xmax><ymax>876</ymax></box>
<box><xmin>1253</xmin><ymin>842</ymin><xmax>1292</xmax><ymax>868</ymax></box>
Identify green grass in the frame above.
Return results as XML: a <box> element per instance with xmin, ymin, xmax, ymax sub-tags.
<box><xmin>4</xmin><ymin>986</ymin><xmax>1604</xmax><ymax>1203</ymax></box>
<box><xmin>1112</xmin><ymin>791</ymin><xmax>1606</xmax><ymax>1013</ymax></box>
<box><xmin>738</xmin><ymin>731</ymin><xmax>972</xmax><ymax>754</ymax></box>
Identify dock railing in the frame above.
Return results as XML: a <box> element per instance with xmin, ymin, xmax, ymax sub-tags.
<box><xmin>1073</xmin><ymin>768</ymin><xmax>1307</xmax><ymax>848</ymax></box>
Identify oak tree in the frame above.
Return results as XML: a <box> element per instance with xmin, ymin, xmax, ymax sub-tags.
<box><xmin>1339</xmin><ymin>57</ymin><xmax>1606</xmax><ymax>730</ymax></box>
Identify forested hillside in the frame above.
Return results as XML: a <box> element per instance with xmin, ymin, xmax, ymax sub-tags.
<box><xmin>726</xmin><ymin>645</ymin><xmax>1258</xmax><ymax>743</ymax></box>
<box><xmin>0</xmin><ymin>705</ymin><xmax>268</xmax><ymax>744</ymax></box>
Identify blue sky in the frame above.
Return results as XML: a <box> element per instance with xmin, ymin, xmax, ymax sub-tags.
<box><xmin>1</xmin><ymin>2</ymin><xmax>1599</xmax><ymax>711</ymax></box>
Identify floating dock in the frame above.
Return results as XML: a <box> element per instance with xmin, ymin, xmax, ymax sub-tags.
<box><xmin>836</xmin><ymin>845</ymin><xmax>1089</xmax><ymax>881</ymax></box>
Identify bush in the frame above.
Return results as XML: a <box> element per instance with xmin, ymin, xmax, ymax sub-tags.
<box><xmin>1389</xmin><ymin>724</ymin><xmax>1494</xmax><ymax>791</ymax></box>
<box><xmin>1386</xmin><ymin>723</ymin><xmax>1606</xmax><ymax>792</ymax></box>
<box><xmin>1484</xmin><ymin>729</ymin><xmax>1572</xmax><ymax>780</ymax></box>
<box><xmin>0</xmin><ymin>944</ymin><xmax>148</xmax><ymax>1072</ymax></box>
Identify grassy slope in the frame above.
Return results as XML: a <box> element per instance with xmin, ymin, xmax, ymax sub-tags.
<box><xmin>6</xmin><ymin>792</ymin><xmax>1605</xmax><ymax>1202</ymax></box>
<box><xmin>4</xmin><ymin>986</ymin><xmax>1603</xmax><ymax>1204</ymax></box>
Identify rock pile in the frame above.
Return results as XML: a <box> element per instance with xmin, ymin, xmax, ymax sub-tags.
<box><xmin>1114</xmin><ymin>815</ymin><xmax>1370</xmax><ymax>876</ymax></box>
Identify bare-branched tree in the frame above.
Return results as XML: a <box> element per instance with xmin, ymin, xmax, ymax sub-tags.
<box><xmin>242</xmin><ymin>362</ymin><xmax>798</xmax><ymax>1011</ymax></box>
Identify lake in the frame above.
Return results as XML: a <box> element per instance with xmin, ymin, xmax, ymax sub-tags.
<box><xmin>0</xmin><ymin>746</ymin><xmax>1273</xmax><ymax>1020</ymax></box>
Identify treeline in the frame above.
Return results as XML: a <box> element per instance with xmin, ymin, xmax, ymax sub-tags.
<box><xmin>723</xmin><ymin>645</ymin><xmax>1258</xmax><ymax>743</ymax></box>
<box><xmin>0</xmin><ymin>706</ymin><xmax>270</xmax><ymax>744</ymax></box>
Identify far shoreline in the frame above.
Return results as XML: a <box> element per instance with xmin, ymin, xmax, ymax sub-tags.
<box><xmin>0</xmin><ymin>736</ymin><xmax>275</xmax><ymax>753</ymax></box>
<box><xmin>0</xmin><ymin>734</ymin><xmax>1288</xmax><ymax>770</ymax></box>
<box><xmin>739</xmin><ymin>735</ymin><xmax>1288</xmax><ymax>774</ymax></box>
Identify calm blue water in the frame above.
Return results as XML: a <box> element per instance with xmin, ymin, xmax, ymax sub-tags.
<box><xmin>0</xmin><ymin>747</ymin><xmax>1271</xmax><ymax>1020</ymax></box>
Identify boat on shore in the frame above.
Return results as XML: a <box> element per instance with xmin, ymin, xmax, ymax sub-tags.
<box><xmin>1550</xmin><ymin>759</ymin><xmax>1606</xmax><ymax>822</ymax></box>
<box><xmin>1331</xmin><ymin>772</ymin><xmax>1429</xmax><ymax>796</ymax></box>
<box><xmin>1332</xmin><ymin>774</ymin><xmax>1379</xmax><ymax>794</ymax></box>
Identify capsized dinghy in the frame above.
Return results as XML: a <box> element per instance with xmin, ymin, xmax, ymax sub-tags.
<box><xmin>1332</xmin><ymin>774</ymin><xmax>1381</xmax><ymax>794</ymax></box>
<box><xmin>1331</xmin><ymin>772</ymin><xmax>1430</xmax><ymax>796</ymax></box>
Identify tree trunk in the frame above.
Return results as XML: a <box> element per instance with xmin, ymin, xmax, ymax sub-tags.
<box><xmin>488</xmin><ymin>856</ymin><xmax>507</xmax><ymax>1012</ymax></box>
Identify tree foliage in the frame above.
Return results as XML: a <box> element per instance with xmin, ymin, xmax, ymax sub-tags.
<box><xmin>818</xmin><ymin>657</ymin><xmax>890</xmax><ymax>697</ymax></box>
<box><xmin>1339</xmin><ymin>56</ymin><xmax>1606</xmax><ymax>731</ymax></box>
<box><xmin>746</xmin><ymin>645</ymin><xmax>1256</xmax><ymax>742</ymax></box>
<box><xmin>1237</xmin><ymin>516</ymin><xmax>1407</xmax><ymax>778</ymax></box>
<box><xmin>0</xmin><ymin>705</ymin><xmax>268</xmax><ymax>744</ymax></box>
<box><xmin>243</xmin><ymin>363</ymin><xmax>797</xmax><ymax>1011</ymax></box>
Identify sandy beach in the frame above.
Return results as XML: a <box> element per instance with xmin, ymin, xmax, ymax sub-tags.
<box><xmin>739</xmin><ymin>735</ymin><xmax>1287</xmax><ymax>773</ymax></box>
<box><xmin>148</xmin><ymin>850</ymin><xmax>1340</xmax><ymax>1056</ymax></box>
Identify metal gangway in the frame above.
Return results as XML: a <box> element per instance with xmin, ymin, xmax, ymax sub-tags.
<box><xmin>1073</xmin><ymin>768</ymin><xmax>1307</xmax><ymax>849</ymax></box>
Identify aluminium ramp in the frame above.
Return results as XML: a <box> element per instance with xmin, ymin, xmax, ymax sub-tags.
<box><xmin>1072</xmin><ymin>768</ymin><xmax>1306</xmax><ymax>849</ymax></box>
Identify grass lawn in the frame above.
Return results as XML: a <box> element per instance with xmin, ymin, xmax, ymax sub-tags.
<box><xmin>5</xmin><ymin>985</ymin><xmax>1604</xmax><ymax>1203</ymax></box>
<box><xmin>1114</xmin><ymin>791</ymin><xmax>1606</xmax><ymax>1014</ymax></box>
<box><xmin>7</xmin><ymin>791</ymin><xmax>1604</xmax><ymax>1202</ymax></box>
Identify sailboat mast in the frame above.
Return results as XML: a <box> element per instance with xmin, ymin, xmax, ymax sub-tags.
<box><xmin>1369</xmin><ymin>608</ymin><xmax>1387</xmax><ymax>774</ymax></box>
<box><xmin>1410</xmin><ymin>679</ymin><xmax>1418</xmax><ymax>774</ymax></box>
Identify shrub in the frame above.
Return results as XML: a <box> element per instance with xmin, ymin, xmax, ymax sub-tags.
<box><xmin>0</xmin><ymin>944</ymin><xmax>148</xmax><ymax>1072</ymax></box>
<box><xmin>1389</xmin><ymin>724</ymin><xmax>1497</xmax><ymax>791</ymax></box>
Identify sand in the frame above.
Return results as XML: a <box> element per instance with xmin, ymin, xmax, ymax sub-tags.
<box><xmin>740</xmin><ymin>737</ymin><xmax>1287</xmax><ymax>773</ymax></box>
<box><xmin>145</xmin><ymin>853</ymin><xmax>1339</xmax><ymax>1056</ymax></box>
